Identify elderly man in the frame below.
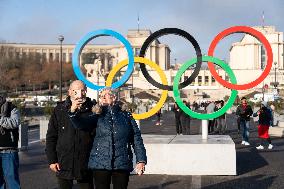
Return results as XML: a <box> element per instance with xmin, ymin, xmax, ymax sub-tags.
<box><xmin>46</xmin><ymin>80</ymin><xmax>96</xmax><ymax>189</ymax></box>
<box><xmin>0</xmin><ymin>94</ymin><xmax>21</xmax><ymax>189</ymax></box>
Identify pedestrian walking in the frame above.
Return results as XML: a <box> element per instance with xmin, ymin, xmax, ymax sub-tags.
<box><xmin>206</xmin><ymin>101</ymin><xmax>216</xmax><ymax>134</ymax></box>
<box><xmin>180</xmin><ymin>101</ymin><xmax>191</xmax><ymax>135</ymax></box>
<box><xmin>155</xmin><ymin>109</ymin><xmax>162</xmax><ymax>126</ymax></box>
<box><xmin>215</xmin><ymin>100</ymin><xmax>227</xmax><ymax>134</ymax></box>
<box><xmin>253</xmin><ymin>101</ymin><xmax>274</xmax><ymax>150</ymax></box>
<box><xmin>236</xmin><ymin>97</ymin><xmax>253</xmax><ymax>146</ymax></box>
<box><xmin>173</xmin><ymin>103</ymin><xmax>182</xmax><ymax>135</ymax></box>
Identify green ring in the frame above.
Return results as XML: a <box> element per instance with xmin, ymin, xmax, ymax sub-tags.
<box><xmin>173</xmin><ymin>56</ymin><xmax>238</xmax><ymax>120</ymax></box>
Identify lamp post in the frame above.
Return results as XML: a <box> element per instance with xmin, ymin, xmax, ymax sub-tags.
<box><xmin>274</xmin><ymin>62</ymin><xmax>277</xmax><ymax>89</ymax></box>
<box><xmin>58</xmin><ymin>35</ymin><xmax>64</xmax><ymax>101</ymax></box>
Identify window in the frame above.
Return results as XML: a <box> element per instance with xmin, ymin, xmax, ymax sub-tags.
<box><xmin>49</xmin><ymin>53</ymin><xmax>53</xmax><ymax>60</ymax></box>
<box><xmin>55</xmin><ymin>53</ymin><xmax>59</xmax><ymax>61</ymax></box>
<box><xmin>42</xmin><ymin>53</ymin><xmax>47</xmax><ymax>61</ymax></box>
<box><xmin>212</xmin><ymin>76</ymin><xmax>215</xmax><ymax>82</ymax></box>
<box><xmin>205</xmin><ymin>76</ymin><xmax>209</xmax><ymax>83</ymax></box>
<box><xmin>198</xmin><ymin>76</ymin><xmax>202</xmax><ymax>85</ymax></box>
<box><xmin>63</xmin><ymin>53</ymin><xmax>66</xmax><ymax>62</ymax></box>
<box><xmin>22</xmin><ymin>52</ymin><xmax>27</xmax><ymax>59</ymax></box>
<box><xmin>15</xmin><ymin>52</ymin><xmax>19</xmax><ymax>59</ymax></box>
<box><xmin>261</xmin><ymin>45</ymin><xmax>266</xmax><ymax>70</ymax></box>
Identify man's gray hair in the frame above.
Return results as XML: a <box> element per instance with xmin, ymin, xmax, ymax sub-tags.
<box><xmin>99</xmin><ymin>87</ymin><xmax>118</xmax><ymax>97</ymax></box>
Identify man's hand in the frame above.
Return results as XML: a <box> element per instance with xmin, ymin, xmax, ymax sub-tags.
<box><xmin>49</xmin><ymin>163</ymin><xmax>60</xmax><ymax>173</ymax></box>
<box><xmin>70</xmin><ymin>99</ymin><xmax>84</xmax><ymax>112</ymax></box>
<box><xmin>135</xmin><ymin>162</ymin><xmax>145</xmax><ymax>176</ymax></box>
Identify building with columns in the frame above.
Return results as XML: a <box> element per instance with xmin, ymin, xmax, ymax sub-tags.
<box><xmin>1</xmin><ymin>26</ymin><xmax>284</xmax><ymax>102</ymax></box>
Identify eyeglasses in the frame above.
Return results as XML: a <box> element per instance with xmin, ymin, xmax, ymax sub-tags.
<box><xmin>100</xmin><ymin>93</ymin><xmax>114</xmax><ymax>98</ymax></box>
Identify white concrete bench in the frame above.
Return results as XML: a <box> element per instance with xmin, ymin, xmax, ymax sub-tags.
<box><xmin>269</xmin><ymin>121</ymin><xmax>284</xmax><ymax>137</ymax></box>
<box><xmin>137</xmin><ymin>135</ymin><xmax>236</xmax><ymax>175</ymax></box>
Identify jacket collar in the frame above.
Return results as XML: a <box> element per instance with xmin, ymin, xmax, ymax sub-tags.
<box><xmin>101</xmin><ymin>103</ymin><xmax>121</xmax><ymax>114</ymax></box>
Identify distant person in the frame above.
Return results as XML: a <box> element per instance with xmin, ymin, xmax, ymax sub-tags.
<box><xmin>180</xmin><ymin>101</ymin><xmax>191</xmax><ymax>135</ymax></box>
<box><xmin>215</xmin><ymin>100</ymin><xmax>227</xmax><ymax>134</ymax></box>
<box><xmin>155</xmin><ymin>109</ymin><xmax>162</xmax><ymax>126</ymax></box>
<box><xmin>173</xmin><ymin>103</ymin><xmax>182</xmax><ymax>135</ymax></box>
<box><xmin>236</xmin><ymin>97</ymin><xmax>253</xmax><ymax>146</ymax></box>
<box><xmin>46</xmin><ymin>80</ymin><xmax>96</xmax><ymax>189</ymax></box>
<box><xmin>192</xmin><ymin>101</ymin><xmax>198</xmax><ymax>111</ymax></box>
<box><xmin>206</xmin><ymin>101</ymin><xmax>216</xmax><ymax>134</ymax></box>
<box><xmin>269</xmin><ymin>104</ymin><xmax>275</xmax><ymax>126</ymax></box>
<box><xmin>0</xmin><ymin>94</ymin><xmax>21</xmax><ymax>189</ymax></box>
<box><xmin>253</xmin><ymin>101</ymin><xmax>273</xmax><ymax>150</ymax></box>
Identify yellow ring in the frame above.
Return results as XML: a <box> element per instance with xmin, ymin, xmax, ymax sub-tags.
<box><xmin>106</xmin><ymin>57</ymin><xmax>168</xmax><ymax>120</ymax></box>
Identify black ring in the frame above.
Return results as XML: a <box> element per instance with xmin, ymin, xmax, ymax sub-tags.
<box><xmin>139</xmin><ymin>28</ymin><xmax>202</xmax><ymax>90</ymax></box>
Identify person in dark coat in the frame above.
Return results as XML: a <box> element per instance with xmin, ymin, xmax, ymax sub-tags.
<box><xmin>173</xmin><ymin>103</ymin><xmax>182</xmax><ymax>135</ymax></box>
<box><xmin>155</xmin><ymin>109</ymin><xmax>162</xmax><ymax>126</ymax></box>
<box><xmin>253</xmin><ymin>101</ymin><xmax>273</xmax><ymax>150</ymax></box>
<box><xmin>215</xmin><ymin>100</ymin><xmax>227</xmax><ymax>135</ymax></box>
<box><xmin>85</xmin><ymin>87</ymin><xmax>147</xmax><ymax>189</ymax></box>
<box><xmin>206</xmin><ymin>101</ymin><xmax>216</xmax><ymax>134</ymax></box>
<box><xmin>236</xmin><ymin>97</ymin><xmax>253</xmax><ymax>146</ymax></box>
<box><xmin>46</xmin><ymin>80</ymin><xmax>96</xmax><ymax>189</ymax></box>
<box><xmin>180</xmin><ymin>101</ymin><xmax>191</xmax><ymax>135</ymax></box>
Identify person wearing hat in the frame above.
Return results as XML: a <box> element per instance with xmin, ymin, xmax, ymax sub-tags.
<box><xmin>0</xmin><ymin>94</ymin><xmax>21</xmax><ymax>189</ymax></box>
<box><xmin>236</xmin><ymin>97</ymin><xmax>253</xmax><ymax>145</ymax></box>
<box><xmin>253</xmin><ymin>101</ymin><xmax>273</xmax><ymax>150</ymax></box>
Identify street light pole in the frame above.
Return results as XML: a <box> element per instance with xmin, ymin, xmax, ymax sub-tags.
<box><xmin>58</xmin><ymin>35</ymin><xmax>64</xmax><ymax>102</ymax></box>
<box><xmin>274</xmin><ymin>62</ymin><xmax>277</xmax><ymax>89</ymax></box>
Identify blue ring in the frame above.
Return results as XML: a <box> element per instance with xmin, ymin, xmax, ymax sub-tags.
<box><xmin>72</xmin><ymin>29</ymin><xmax>134</xmax><ymax>90</ymax></box>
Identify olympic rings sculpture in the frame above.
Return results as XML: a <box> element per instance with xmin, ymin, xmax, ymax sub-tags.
<box><xmin>72</xmin><ymin>26</ymin><xmax>273</xmax><ymax>120</ymax></box>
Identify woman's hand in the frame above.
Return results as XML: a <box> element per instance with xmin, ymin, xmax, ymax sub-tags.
<box><xmin>92</xmin><ymin>104</ymin><xmax>102</xmax><ymax>114</ymax></box>
<box><xmin>135</xmin><ymin>162</ymin><xmax>145</xmax><ymax>176</ymax></box>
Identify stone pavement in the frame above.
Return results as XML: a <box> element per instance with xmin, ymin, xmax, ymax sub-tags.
<box><xmin>19</xmin><ymin>111</ymin><xmax>284</xmax><ymax>189</ymax></box>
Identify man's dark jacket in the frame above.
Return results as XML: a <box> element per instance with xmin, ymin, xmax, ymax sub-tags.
<box><xmin>45</xmin><ymin>97</ymin><xmax>96</xmax><ymax>180</ymax></box>
<box><xmin>236</xmin><ymin>104</ymin><xmax>253</xmax><ymax>121</ymax></box>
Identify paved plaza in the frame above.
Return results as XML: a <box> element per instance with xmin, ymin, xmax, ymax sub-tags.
<box><xmin>19</xmin><ymin>112</ymin><xmax>284</xmax><ymax>189</ymax></box>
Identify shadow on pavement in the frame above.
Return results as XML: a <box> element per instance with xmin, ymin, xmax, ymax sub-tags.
<box><xmin>237</xmin><ymin>149</ymin><xmax>268</xmax><ymax>175</ymax></box>
<box><xmin>139</xmin><ymin>180</ymin><xmax>179</xmax><ymax>189</ymax></box>
<box><xmin>203</xmin><ymin>175</ymin><xmax>277</xmax><ymax>189</ymax></box>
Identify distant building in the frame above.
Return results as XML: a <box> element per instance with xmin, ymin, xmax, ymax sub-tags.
<box><xmin>1</xmin><ymin>26</ymin><xmax>283</xmax><ymax>102</ymax></box>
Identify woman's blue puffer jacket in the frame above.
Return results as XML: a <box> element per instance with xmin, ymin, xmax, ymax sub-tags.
<box><xmin>88</xmin><ymin>104</ymin><xmax>147</xmax><ymax>171</ymax></box>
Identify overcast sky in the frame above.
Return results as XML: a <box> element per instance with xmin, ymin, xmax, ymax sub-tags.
<box><xmin>0</xmin><ymin>0</ymin><xmax>283</xmax><ymax>64</ymax></box>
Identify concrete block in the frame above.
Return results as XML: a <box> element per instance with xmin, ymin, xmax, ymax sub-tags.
<box><xmin>136</xmin><ymin>135</ymin><xmax>236</xmax><ymax>175</ymax></box>
<box><xmin>18</xmin><ymin>123</ymin><xmax>28</xmax><ymax>151</ymax></box>
<box><xmin>269</xmin><ymin>127</ymin><xmax>284</xmax><ymax>137</ymax></box>
<box><xmin>40</xmin><ymin>118</ymin><xmax>49</xmax><ymax>142</ymax></box>
<box><xmin>278</xmin><ymin>121</ymin><xmax>284</xmax><ymax>128</ymax></box>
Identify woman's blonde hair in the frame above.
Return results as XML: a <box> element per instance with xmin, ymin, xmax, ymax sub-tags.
<box><xmin>98</xmin><ymin>87</ymin><xmax>118</xmax><ymax>97</ymax></box>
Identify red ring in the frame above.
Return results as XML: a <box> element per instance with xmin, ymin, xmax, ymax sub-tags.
<box><xmin>208</xmin><ymin>26</ymin><xmax>273</xmax><ymax>90</ymax></box>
